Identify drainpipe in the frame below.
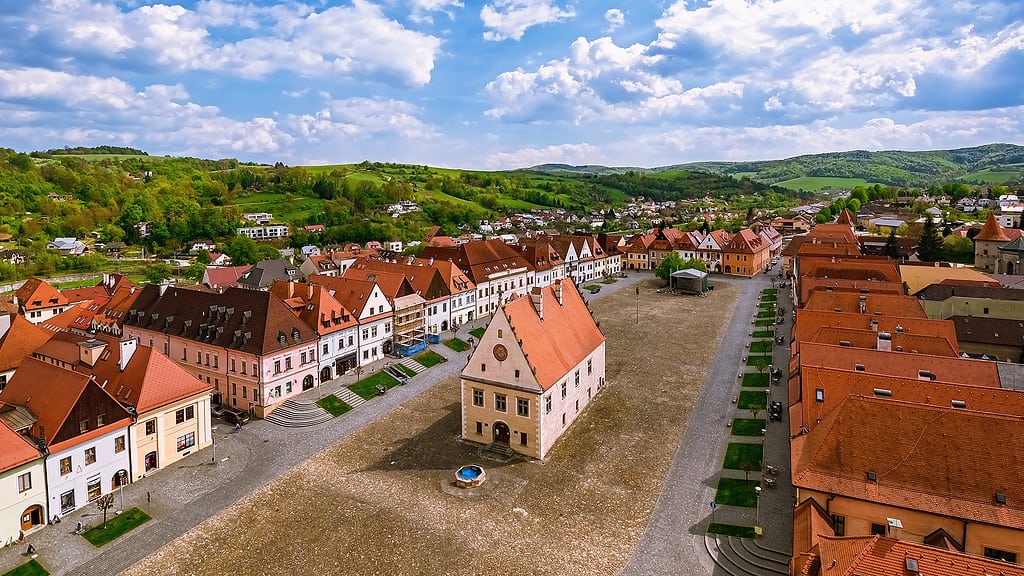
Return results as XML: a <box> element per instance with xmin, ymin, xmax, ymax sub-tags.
<box><xmin>825</xmin><ymin>493</ymin><xmax>835</xmax><ymax>514</ymax></box>
<box><xmin>962</xmin><ymin>519</ymin><xmax>968</xmax><ymax>552</ymax></box>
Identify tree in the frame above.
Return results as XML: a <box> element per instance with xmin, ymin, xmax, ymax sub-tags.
<box><xmin>680</xmin><ymin>257</ymin><xmax>707</xmax><ymax>272</ymax></box>
<box><xmin>96</xmin><ymin>493</ymin><xmax>115</xmax><ymax>528</ymax></box>
<box><xmin>226</xmin><ymin>235</ymin><xmax>260</xmax><ymax>266</ymax></box>
<box><xmin>884</xmin><ymin>229</ymin><xmax>900</xmax><ymax>260</ymax></box>
<box><xmin>144</xmin><ymin>262</ymin><xmax>173</xmax><ymax>284</ymax></box>
<box><xmin>917</xmin><ymin>215</ymin><xmax>944</xmax><ymax>262</ymax></box>
<box><xmin>655</xmin><ymin>251</ymin><xmax>684</xmax><ymax>282</ymax></box>
<box><xmin>185</xmin><ymin>259</ymin><xmax>207</xmax><ymax>282</ymax></box>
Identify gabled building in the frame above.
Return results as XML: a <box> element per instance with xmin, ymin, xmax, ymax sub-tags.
<box><xmin>422</xmin><ymin>239</ymin><xmax>534</xmax><ymax>319</ymax></box>
<box><xmin>722</xmin><ymin>228</ymin><xmax>770</xmax><ymax>276</ymax></box>
<box><xmin>697</xmin><ymin>229</ymin><xmax>731</xmax><ymax>273</ymax></box>
<box><xmin>121</xmin><ymin>285</ymin><xmax>318</xmax><ymax>418</ymax></box>
<box><xmin>202</xmin><ymin>264</ymin><xmax>253</xmax><ymax>292</ymax></box>
<box><xmin>33</xmin><ymin>332</ymin><xmax>213</xmax><ymax>481</ymax></box>
<box><xmin>0</xmin><ymin>419</ymin><xmax>46</xmax><ymax>541</ymax></box>
<box><xmin>0</xmin><ymin>357</ymin><xmax>132</xmax><ymax>518</ymax></box>
<box><xmin>974</xmin><ymin>213</ymin><xmax>1024</xmax><ymax>274</ymax></box>
<box><xmin>621</xmin><ymin>232</ymin><xmax>654</xmax><ymax>271</ymax></box>
<box><xmin>0</xmin><ymin>314</ymin><xmax>51</xmax><ymax>393</ymax></box>
<box><xmin>236</xmin><ymin>259</ymin><xmax>299</xmax><ymax>291</ymax></box>
<box><xmin>308</xmin><ymin>276</ymin><xmax>394</xmax><ymax>366</ymax></box>
<box><xmin>794</xmin><ymin>535</ymin><xmax>1024</xmax><ymax>576</ymax></box>
<box><xmin>517</xmin><ymin>240</ymin><xmax>565</xmax><ymax>288</ymax></box>
<box><xmin>14</xmin><ymin>278</ymin><xmax>69</xmax><ymax>325</ymax></box>
<box><xmin>802</xmin><ymin>290</ymin><xmax>927</xmax><ymax>318</ymax></box>
<box><xmin>460</xmin><ymin>279</ymin><xmax>605</xmax><ymax>459</ymax></box>
<box><xmin>298</xmin><ymin>254</ymin><xmax>340</xmax><ymax>279</ymax></box>
<box><xmin>341</xmin><ymin>268</ymin><xmax>425</xmax><ymax>357</ymax></box>
<box><xmin>269</xmin><ymin>280</ymin><xmax>359</xmax><ymax>382</ymax></box>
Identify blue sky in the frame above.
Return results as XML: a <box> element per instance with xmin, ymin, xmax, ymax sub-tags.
<box><xmin>1</xmin><ymin>0</ymin><xmax>1023</xmax><ymax>169</ymax></box>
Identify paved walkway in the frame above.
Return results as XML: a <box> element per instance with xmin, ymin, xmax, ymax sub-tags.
<box><xmin>0</xmin><ymin>273</ymin><xmax>646</xmax><ymax>576</ymax></box>
<box><xmin>619</xmin><ymin>266</ymin><xmax>796</xmax><ymax>576</ymax></box>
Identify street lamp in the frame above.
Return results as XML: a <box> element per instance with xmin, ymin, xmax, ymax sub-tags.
<box><xmin>754</xmin><ymin>485</ymin><xmax>762</xmax><ymax>532</ymax></box>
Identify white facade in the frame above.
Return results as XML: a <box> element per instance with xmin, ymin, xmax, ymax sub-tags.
<box><xmin>237</xmin><ymin>225</ymin><xmax>290</xmax><ymax>240</ymax></box>
<box><xmin>474</xmin><ymin>267</ymin><xmax>534</xmax><ymax>317</ymax></box>
<box><xmin>355</xmin><ymin>285</ymin><xmax>394</xmax><ymax>367</ymax></box>
<box><xmin>0</xmin><ymin>458</ymin><xmax>46</xmax><ymax>544</ymax></box>
<box><xmin>47</xmin><ymin>427</ymin><xmax>131</xmax><ymax>517</ymax></box>
<box><xmin>449</xmin><ymin>287</ymin><xmax>477</xmax><ymax>328</ymax></box>
<box><xmin>318</xmin><ymin>324</ymin><xmax>359</xmax><ymax>380</ymax></box>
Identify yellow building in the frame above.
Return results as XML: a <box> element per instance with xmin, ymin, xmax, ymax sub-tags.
<box><xmin>461</xmin><ymin>278</ymin><xmax>605</xmax><ymax>459</ymax></box>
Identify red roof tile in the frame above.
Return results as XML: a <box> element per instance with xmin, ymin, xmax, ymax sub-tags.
<box><xmin>802</xmin><ymin>291</ymin><xmax>926</xmax><ymax>318</ymax></box>
<box><xmin>0</xmin><ymin>418</ymin><xmax>41</xmax><ymax>472</ymax></box>
<box><xmin>15</xmin><ymin>278</ymin><xmax>68</xmax><ymax>311</ymax></box>
<box><xmin>974</xmin><ymin>213</ymin><xmax>1011</xmax><ymax>242</ymax></box>
<box><xmin>816</xmin><ymin>535</ymin><xmax>1024</xmax><ymax>576</ymax></box>
<box><xmin>0</xmin><ymin>314</ymin><xmax>52</xmax><ymax>372</ymax></box>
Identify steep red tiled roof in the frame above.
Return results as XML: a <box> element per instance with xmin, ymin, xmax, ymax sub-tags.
<box><xmin>0</xmin><ymin>418</ymin><xmax>41</xmax><ymax>472</ymax></box>
<box><xmin>974</xmin><ymin>212</ymin><xmax>1011</xmax><ymax>242</ymax></box>
<box><xmin>792</xmin><ymin>498</ymin><xmax>834</xmax><ymax>557</ymax></box>
<box><xmin>798</xmin><ymin>256</ymin><xmax>901</xmax><ymax>283</ymax></box>
<box><xmin>268</xmin><ymin>281</ymin><xmax>357</xmax><ymax>336</ymax></box>
<box><xmin>797</xmin><ymin>279</ymin><xmax>905</xmax><ymax>305</ymax></box>
<box><xmin>815</xmin><ymin>535</ymin><xmax>1024</xmax><ymax>576</ymax></box>
<box><xmin>723</xmin><ymin>228</ymin><xmax>767</xmax><ymax>253</ymax></box>
<box><xmin>204</xmin><ymin>265</ymin><xmax>253</xmax><ymax>290</ymax></box>
<box><xmin>421</xmin><ymin>239</ymin><xmax>532</xmax><ymax>286</ymax></box>
<box><xmin>797</xmin><ymin>342</ymin><xmax>999</xmax><ymax>386</ymax></box>
<box><xmin>0</xmin><ymin>314</ymin><xmax>52</xmax><ymax>371</ymax></box>
<box><xmin>15</xmin><ymin>278</ymin><xmax>68</xmax><ymax>311</ymax></box>
<box><xmin>41</xmin><ymin>300</ymin><xmax>103</xmax><ymax>333</ymax></box>
<box><xmin>309</xmin><ymin>276</ymin><xmax>382</xmax><ymax>318</ymax></box>
<box><xmin>341</xmin><ymin>267</ymin><xmax>414</xmax><ymax>301</ymax></box>
<box><xmin>792</xmin><ymin>396</ymin><xmax>1024</xmax><ymax>530</ymax></box>
<box><xmin>835</xmin><ymin>208</ymin><xmax>855</xmax><ymax>226</ymax></box>
<box><xmin>503</xmin><ymin>279</ymin><xmax>605</xmax><ymax>391</ymax></box>
<box><xmin>805</xmin><ymin>326</ymin><xmax>958</xmax><ymax>356</ymax></box>
<box><xmin>802</xmin><ymin>291</ymin><xmax>926</xmax><ymax>317</ymax></box>
<box><xmin>794</xmin><ymin>310</ymin><xmax>959</xmax><ymax>355</ymax></box>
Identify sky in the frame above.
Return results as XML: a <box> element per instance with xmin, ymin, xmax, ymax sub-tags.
<box><xmin>1</xmin><ymin>0</ymin><xmax>1023</xmax><ymax>170</ymax></box>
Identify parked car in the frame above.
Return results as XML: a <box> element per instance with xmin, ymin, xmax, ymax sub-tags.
<box><xmin>223</xmin><ymin>408</ymin><xmax>251</xmax><ymax>426</ymax></box>
<box><xmin>769</xmin><ymin>400</ymin><xmax>784</xmax><ymax>421</ymax></box>
<box><xmin>210</xmin><ymin>403</ymin><xmax>226</xmax><ymax>418</ymax></box>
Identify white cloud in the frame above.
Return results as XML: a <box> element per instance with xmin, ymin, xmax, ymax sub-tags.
<box><xmin>481</xmin><ymin>0</ymin><xmax>575</xmax><ymax>41</ymax></box>
<box><xmin>604</xmin><ymin>9</ymin><xmax>624</xmax><ymax>32</ymax></box>
<box><xmin>482</xmin><ymin>142</ymin><xmax>603</xmax><ymax>169</ymax></box>
<box><xmin>407</xmin><ymin>0</ymin><xmax>464</xmax><ymax>24</ymax></box>
<box><xmin>286</xmin><ymin>97</ymin><xmax>437</xmax><ymax>141</ymax></box>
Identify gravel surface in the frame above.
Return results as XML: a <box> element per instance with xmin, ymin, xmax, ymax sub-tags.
<box><xmin>122</xmin><ymin>277</ymin><xmax>739</xmax><ymax>576</ymax></box>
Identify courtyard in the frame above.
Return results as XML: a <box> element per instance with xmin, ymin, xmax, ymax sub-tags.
<box><xmin>122</xmin><ymin>277</ymin><xmax>740</xmax><ymax>576</ymax></box>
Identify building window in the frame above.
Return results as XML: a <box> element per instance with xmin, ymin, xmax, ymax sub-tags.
<box><xmin>17</xmin><ymin>472</ymin><xmax>31</xmax><ymax>493</ymax></box>
<box><xmin>242</xmin><ymin>386</ymin><xmax>247</xmax><ymax>399</ymax></box>
<box><xmin>561</xmin><ymin>382</ymin><xmax>567</xmax><ymax>399</ymax></box>
<box><xmin>205</xmin><ymin>353</ymin><xmax>210</xmax><ymax>366</ymax></box>
<box><xmin>520</xmin><ymin>432</ymin><xmax>528</xmax><ymax>446</ymax></box>
<box><xmin>60</xmin><ymin>457</ymin><xmax>72</xmax><ymax>475</ymax></box>
<box><xmin>145</xmin><ymin>419</ymin><xmax>156</xmax><ymax>435</ymax></box>
<box><xmin>196</xmin><ymin>351</ymin><xmax>201</xmax><ymax>364</ymax></box>
<box><xmin>514</xmin><ymin>369</ymin><xmax>520</xmax><ymax>378</ymax></box>
<box><xmin>285</xmin><ymin>357</ymin><xmax>292</xmax><ymax>370</ymax></box>
<box><xmin>87</xmin><ymin>476</ymin><xmax>102</xmax><ymax>501</ymax></box>
<box><xmin>517</xmin><ymin>397</ymin><xmax>529</xmax><ymax>417</ymax></box>
<box><xmin>481</xmin><ymin>363</ymin><xmax>486</xmax><ymax>372</ymax></box>
<box><xmin>475</xmin><ymin>421</ymin><xmax>482</xmax><ymax>435</ymax></box>
<box><xmin>561</xmin><ymin>413</ymin><xmax>566</xmax><ymax>427</ymax></box>
<box><xmin>983</xmin><ymin>307</ymin><xmax>990</xmax><ymax>315</ymax></box>
<box><xmin>323</xmin><ymin>343</ymin><xmax>329</xmax><ymax>355</ymax></box>
<box><xmin>870</xmin><ymin>523</ymin><xmax>886</xmax><ymax>536</ymax></box>
<box><xmin>97</xmin><ymin>413</ymin><xmax>106</xmax><ymax>427</ymax></box>
<box><xmin>231</xmin><ymin>358</ymin><xmax>236</xmax><ymax>372</ymax></box>
<box><xmin>174</xmin><ymin>405</ymin><xmax>195</xmax><ymax>424</ymax></box>
<box><xmin>79</xmin><ymin>419</ymin><xmax>89</xmax><ymax>433</ymax></box>
<box><xmin>815</xmin><ymin>389</ymin><xmax>824</xmax><ymax>402</ymax></box>
<box><xmin>60</xmin><ymin>490</ymin><xmax>75</xmax><ymax>514</ymax></box>
<box><xmin>114</xmin><ymin>436</ymin><xmax>126</xmax><ymax>453</ymax></box>
<box><xmin>545</xmin><ymin>396</ymin><xmax>552</xmax><ymax>414</ymax></box>
<box><xmin>286</xmin><ymin>381</ymin><xmax>292</xmax><ymax>393</ymax></box>
<box><xmin>587</xmin><ymin>358</ymin><xmax>593</xmax><ymax>375</ymax></box>
<box><xmin>241</xmin><ymin>362</ymin><xmax>246</xmax><ymax>375</ymax></box>
<box><xmin>252</xmin><ymin>363</ymin><xmax>257</xmax><ymax>376</ymax></box>
<box><xmin>831</xmin><ymin>514</ymin><xmax>845</xmax><ymax>536</ymax></box>
<box><xmin>274</xmin><ymin>360</ymin><xmax>281</xmax><ymax>374</ymax></box>
<box><xmin>84</xmin><ymin>447</ymin><xmax>97</xmax><ymax>465</ymax></box>
<box><xmin>575</xmin><ymin>371</ymin><xmax>580</xmax><ymax>387</ymax></box>
<box><xmin>301</xmin><ymin>352</ymin><xmax>307</xmax><ymax>364</ymax></box>
<box><xmin>984</xmin><ymin>548</ymin><xmax>1017</xmax><ymax>563</ymax></box>
<box><xmin>498</xmin><ymin>329</ymin><xmax>503</xmax><ymax>338</ymax></box>
<box><xmin>494</xmin><ymin>394</ymin><xmax>507</xmax><ymax>412</ymax></box>
<box><xmin>472</xmin><ymin>389</ymin><xmax>484</xmax><ymax>407</ymax></box>
<box><xmin>575</xmin><ymin>399</ymin><xmax>579</xmax><ymax>413</ymax></box>
<box><xmin>177</xmin><ymin>432</ymin><xmax>196</xmax><ymax>452</ymax></box>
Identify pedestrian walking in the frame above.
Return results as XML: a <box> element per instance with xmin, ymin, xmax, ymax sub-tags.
<box><xmin>147</xmin><ymin>491</ymin><xmax>151</xmax><ymax>504</ymax></box>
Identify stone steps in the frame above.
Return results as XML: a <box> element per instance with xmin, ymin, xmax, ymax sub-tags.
<box><xmin>705</xmin><ymin>533</ymin><xmax>789</xmax><ymax>576</ymax></box>
<box><xmin>333</xmin><ymin>386</ymin><xmax>367</xmax><ymax>409</ymax></box>
<box><xmin>264</xmin><ymin>399</ymin><xmax>333</xmax><ymax>428</ymax></box>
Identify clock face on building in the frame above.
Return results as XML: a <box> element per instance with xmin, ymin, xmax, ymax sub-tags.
<box><xmin>492</xmin><ymin>344</ymin><xmax>508</xmax><ymax>361</ymax></box>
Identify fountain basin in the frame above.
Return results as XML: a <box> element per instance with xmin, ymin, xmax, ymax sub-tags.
<box><xmin>455</xmin><ymin>465</ymin><xmax>486</xmax><ymax>488</ymax></box>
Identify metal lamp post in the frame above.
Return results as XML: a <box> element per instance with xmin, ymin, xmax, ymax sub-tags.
<box><xmin>754</xmin><ymin>485</ymin><xmax>762</xmax><ymax>532</ymax></box>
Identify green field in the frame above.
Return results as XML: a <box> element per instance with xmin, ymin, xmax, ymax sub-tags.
<box><xmin>959</xmin><ymin>169</ymin><xmax>1021</xmax><ymax>184</ymax></box>
<box><xmin>1</xmin><ymin>559</ymin><xmax>47</xmax><ymax>576</ymax></box>
<box><xmin>774</xmin><ymin>177</ymin><xmax>878</xmax><ymax>191</ymax></box>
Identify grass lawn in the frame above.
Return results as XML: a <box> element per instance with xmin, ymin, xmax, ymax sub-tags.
<box><xmin>748</xmin><ymin>341</ymin><xmax>772</xmax><ymax>354</ymax></box>
<box><xmin>349</xmin><ymin>372</ymin><xmax>400</xmax><ymax>400</ymax></box>
<box><xmin>584</xmin><ymin>285</ymin><xmax>599</xmax><ymax>292</ymax></box>
<box><xmin>745</xmin><ymin>355</ymin><xmax>772</xmax><ymax>367</ymax></box>
<box><xmin>761</xmin><ymin>288</ymin><xmax>778</xmax><ymax>296</ymax></box>
<box><xmin>723</xmin><ymin>443</ymin><xmax>764</xmax><ymax>471</ymax></box>
<box><xmin>444</xmin><ymin>338</ymin><xmax>470</xmax><ymax>353</ymax></box>
<box><xmin>754</xmin><ymin>319</ymin><xmax>773</xmax><ymax>327</ymax></box>
<box><xmin>707</xmin><ymin>523</ymin><xmax>759</xmax><ymax>538</ymax></box>
<box><xmin>1</xmin><ymin>560</ymin><xmax>47</xmax><ymax>576</ymax></box>
<box><xmin>315</xmin><ymin>395</ymin><xmax>351</xmax><ymax>417</ymax></box>
<box><xmin>396</xmin><ymin>364</ymin><xmax>417</xmax><ymax>377</ymax></box>
<box><xmin>738</xmin><ymin>391</ymin><xmax>769</xmax><ymax>410</ymax></box>
<box><xmin>742</xmin><ymin>373</ymin><xmax>769</xmax><ymax>387</ymax></box>
<box><xmin>731</xmin><ymin>418</ymin><xmax>767</xmax><ymax>436</ymax></box>
<box><xmin>469</xmin><ymin>327</ymin><xmax>485</xmax><ymax>339</ymax></box>
<box><xmin>715</xmin><ymin>478</ymin><xmax>761</xmax><ymax>507</ymax></box>
<box><xmin>414</xmin><ymin>350</ymin><xmax>445</xmax><ymax>368</ymax></box>
<box><xmin>82</xmin><ymin>508</ymin><xmax>151</xmax><ymax>546</ymax></box>
<box><xmin>775</xmin><ymin>176</ymin><xmax>877</xmax><ymax>191</ymax></box>
<box><xmin>755</xmin><ymin>310</ymin><xmax>774</xmax><ymax>319</ymax></box>
<box><xmin>752</xmin><ymin>330</ymin><xmax>774</xmax><ymax>339</ymax></box>
<box><xmin>757</xmin><ymin>301</ymin><xmax>775</xmax><ymax>309</ymax></box>
<box><xmin>600</xmin><ymin>278</ymin><xmax>617</xmax><ymax>284</ymax></box>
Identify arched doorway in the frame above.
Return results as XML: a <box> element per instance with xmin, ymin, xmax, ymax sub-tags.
<box><xmin>724</xmin><ymin>265</ymin><xmax>732</xmax><ymax>274</ymax></box>
<box><xmin>144</xmin><ymin>451</ymin><xmax>158</xmax><ymax>473</ymax></box>
<box><xmin>441</xmin><ymin>320</ymin><xmax>448</xmax><ymax>332</ymax></box>
<box><xmin>21</xmin><ymin>505</ymin><xmax>43</xmax><ymax>531</ymax></box>
<box><xmin>302</xmin><ymin>374</ymin><xmax>315</xmax><ymax>391</ymax></box>
<box><xmin>1007</xmin><ymin>261</ymin><xmax>1016</xmax><ymax>275</ymax></box>
<box><xmin>493</xmin><ymin>421</ymin><xmax>510</xmax><ymax>445</ymax></box>
<box><xmin>320</xmin><ymin>367</ymin><xmax>332</xmax><ymax>383</ymax></box>
<box><xmin>111</xmin><ymin>469</ymin><xmax>128</xmax><ymax>490</ymax></box>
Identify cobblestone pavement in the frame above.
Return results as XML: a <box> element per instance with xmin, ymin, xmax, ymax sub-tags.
<box><xmin>0</xmin><ymin>273</ymin><xmax>648</xmax><ymax>576</ymax></box>
<box><xmin>619</xmin><ymin>266</ymin><xmax>795</xmax><ymax>576</ymax></box>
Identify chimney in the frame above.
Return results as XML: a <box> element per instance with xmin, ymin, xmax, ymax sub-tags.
<box><xmin>288</xmin><ymin>280</ymin><xmax>294</xmax><ymax>298</ymax></box>
<box><xmin>429</xmin><ymin>257</ymin><xmax>434</xmax><ymax>266</ymax></box>
<box><xmin>307</xmin><ymin>282</ymin><xmax>313</xmax><ymax>300</ymax></box>
<box><xmin>529</xmin><ymin>287</ymin><xmax>543</xmax><ymax>320</ymax></box>
<box><xmin>158</xmin><ymin>282</ymin><xmax>169</xmax><ymax>297</ymax></box>
<box><xmin>119</xmin><ymin>338</ymin><xmax>138</xmax><ymax>371</ymax></box>
<box><xmin>78</xmin><ymin>338</ymin><xmax>107</xmax><ymax>366</ymax></box>
<box><xmin>102</xmin><ymin>273</ymin><xmax>110</xmax><ymax>286</ymax></box>
<box><xmin>877</xmin><ymin>331</ymin><xmax>892</xmax><ymax>352</ymax></box>
<box><xmin>554</xmin><ymin>282</ymin><xmax>563</xmax><ymax>305</ymax></box>
<box><xmin>859</xmin><ymin>295</ymin><xmax>866</xmax><ymax>314</ymax></box>
<box><xmin>12</xmin><ymin>295</ymin><xmax>17</xmax><ymax>307</ymax></box>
